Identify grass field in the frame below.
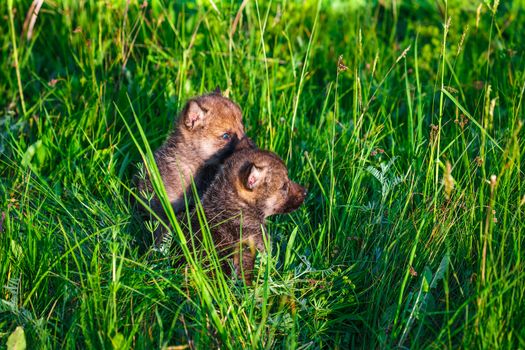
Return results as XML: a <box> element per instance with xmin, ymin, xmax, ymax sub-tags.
<box><xmin>1</xmin><ymin>0</ymin><xmax>525</xmax><ymax>348</ymax></box>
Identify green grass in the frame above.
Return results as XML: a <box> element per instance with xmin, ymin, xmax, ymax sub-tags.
<box><xmin>1</xmin><ymin>0</ymin><xmax>525</xmax><ymax>348</ymax></box>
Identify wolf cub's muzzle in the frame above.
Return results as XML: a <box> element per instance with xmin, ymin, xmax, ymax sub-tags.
<box><xmin>279</xmin><ymin>182</ymin><xmax>307</xmax><ymax>213</ymax></box>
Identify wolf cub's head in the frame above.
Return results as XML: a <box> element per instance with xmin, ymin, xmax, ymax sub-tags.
<box><xmin>178</xmin><ymin>90</ymin><xmax>246</xmax><ymax>162</ymax></box>
<box><xmin>226</xmin><ymin>149</ymin><xmax>307</xmax><ymax>218</ymax></box>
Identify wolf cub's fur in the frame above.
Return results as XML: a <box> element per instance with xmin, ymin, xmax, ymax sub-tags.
<box><xmin>137</xmin><ymin>91</ymin><xmax>247</xmax><ymax>230</ymax></box>
<box><xmin>189</xmin><ymin>147</ymin><xmax>307</xmax><ymax>284</ymax></box>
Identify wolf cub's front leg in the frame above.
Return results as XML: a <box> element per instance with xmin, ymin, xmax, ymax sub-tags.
<box><xmin>233</xmin><ymin>237</ymin><xmax>261</xmax><ymax>285</ymax></box>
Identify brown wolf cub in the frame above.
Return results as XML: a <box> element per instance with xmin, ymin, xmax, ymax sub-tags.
<box><xmin>137</xmin><ymin>90</ymin><xmax>247</xmax><ymax>226</ymax></box>
<box><xmin>190</xmin><ymin>147</ymin><xmax>307</xmax><ymax>284</ymax></box>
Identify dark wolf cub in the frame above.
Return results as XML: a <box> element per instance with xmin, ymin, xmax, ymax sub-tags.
<box><xmin>189</xmin><ymin>147</ymin><xmax>307</xmax><ymax>284</ymax></box>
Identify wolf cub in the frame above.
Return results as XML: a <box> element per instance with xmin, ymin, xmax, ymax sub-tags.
<box><xmin>137</xmin><ymin>90</ymin><xmax>247</xmax><ymax>225</ymax></box>
<box><xmin>191</xmin><ymin>147</ymin><xmax>307</xmax><ymax>284</ymax></box>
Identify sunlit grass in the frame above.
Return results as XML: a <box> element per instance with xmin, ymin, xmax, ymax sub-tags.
<box><xmin>1</xmin><ymin>0</ymin><xmax>524</xmax><ymax>348</ymax></box>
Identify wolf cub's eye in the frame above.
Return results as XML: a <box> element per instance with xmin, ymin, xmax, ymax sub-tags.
<box><xmin>281</xmin><ymin>182</ymin><xmax>289</xmax><ymax>192</ymax></box>
<box><xmin>222</xmin><ymin>133</ymin><xmax>231</xmax><ymax>140</ymax></box>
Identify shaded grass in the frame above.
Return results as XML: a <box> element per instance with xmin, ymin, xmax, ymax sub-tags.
<box><xmin>1</xmin><ymin>0</ymin><xmax>525</xmax><ymax>348</ymax></box>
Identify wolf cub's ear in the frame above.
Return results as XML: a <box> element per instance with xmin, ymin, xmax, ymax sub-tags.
<box><xmin>241</xmin><ymin>163</ymin><xmax>266</xmax><ymax>190</ymax></box>
<box><xmin>235</xmin><ymin>136</ymin><xmax>257</xmax><ymax>151</ymax></box>
<box><xmin>184</xmin><ymin>100</ymin><xmax>207</xmax><ymax>130</ymax></box>
<box><xmin>212</xmin><ymin>85</ymin><xmax>222</xmax><ymax>96</ymax></box>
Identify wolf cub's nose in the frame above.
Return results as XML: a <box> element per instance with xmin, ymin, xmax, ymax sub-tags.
<box><xmin>295</xmin><ymin>184</ymin><xmax>307</xmax><ymax>197</ymax></box>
